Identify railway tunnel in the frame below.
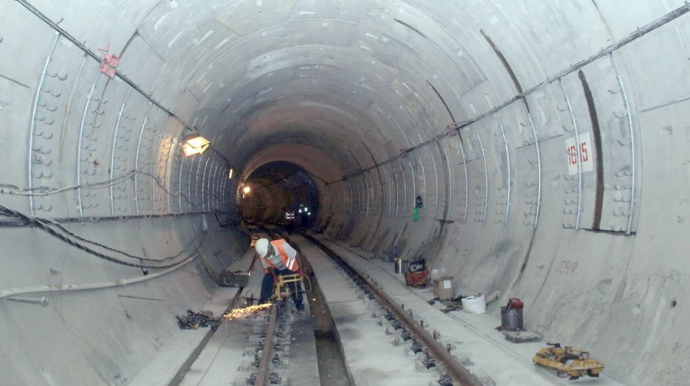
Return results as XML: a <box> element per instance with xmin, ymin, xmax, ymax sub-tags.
<box><xmin>1</xmin><ymin>0</ymin><xmax>689</xmax><ymax>385</ymax></box>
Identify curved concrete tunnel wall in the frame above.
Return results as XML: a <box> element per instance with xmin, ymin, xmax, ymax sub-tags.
<box><xmin>1</xmin><ymin>0</ymin><xmax>689</xmax><ymax>384</ymax></box>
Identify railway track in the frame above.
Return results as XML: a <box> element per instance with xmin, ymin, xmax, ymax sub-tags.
<box><xmin>300</xmin><ymin>232</ymin><xmax>483</xmax><ymax>386</ymax></box>
<box><xmin>174</xmin><ymin>226</ymin><xmax>483</xmax><ymax>386</ymax></box>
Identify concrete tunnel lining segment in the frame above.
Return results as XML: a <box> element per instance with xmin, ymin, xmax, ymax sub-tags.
<box><xmin>1</xmin><ymin>0</ymin><xmax>690</xmax><ymax>385</ymax></box>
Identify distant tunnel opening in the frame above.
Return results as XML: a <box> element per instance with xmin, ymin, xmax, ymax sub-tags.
<box><xmin>240</xmin><ymin>161</ymin><xmax>320</xmax><ymax>228</ymax></box>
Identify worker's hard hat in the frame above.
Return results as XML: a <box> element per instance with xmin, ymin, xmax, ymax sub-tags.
<box><xmin>255</xmin><ymin>238</ymin><xmax>270</xmax><ymax>258</ymax></box>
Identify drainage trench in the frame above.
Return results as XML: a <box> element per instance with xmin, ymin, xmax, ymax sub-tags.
<box><xmin>305</xmin><ymin>267</ymin><xmax>354</xmax><ymax>386</ymax></box>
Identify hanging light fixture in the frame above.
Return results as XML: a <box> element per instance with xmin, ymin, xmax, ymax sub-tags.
<box><xmin>181</xmin><ymin>131</ymin><xmax>210</xmax><ymax>156</ymax></box>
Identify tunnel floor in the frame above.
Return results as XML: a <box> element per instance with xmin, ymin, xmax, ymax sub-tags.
<box><xmin>130</xmin><ymin>233</ymin><xmax>627</xmax><ymax>386</ymax></box>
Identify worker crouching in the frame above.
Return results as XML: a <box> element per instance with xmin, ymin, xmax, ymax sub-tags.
<box><xmin>255</xmin><ymin>238</ymin><xmax>305</xmax><ymax>312</ymax></box>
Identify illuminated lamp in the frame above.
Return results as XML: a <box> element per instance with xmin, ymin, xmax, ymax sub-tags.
<box><xmin>182</xmin><ymin>132</ymin><xmax>210</xmax><ymax>156</ymax></box>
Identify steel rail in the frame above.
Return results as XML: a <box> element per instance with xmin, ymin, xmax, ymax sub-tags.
<box><xmin>253</xmin><ymin>305</ymin><xmax>279</xmax><ymax>386</ymax></box>
<box><xmin>374</xmin><ymin>288</ymin><xmax>483</xmax><ymax>386</ymax></box>
<box><xmin>167</xmin><ymin>254</ymin><xmax>260</xmax><ymax>386</ymax></box>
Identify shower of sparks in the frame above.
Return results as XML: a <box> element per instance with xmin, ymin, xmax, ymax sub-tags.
<box><xmin>222</xmin><ymin>303</ymin><xmax>272</xmax><ymax>320</ymax></box>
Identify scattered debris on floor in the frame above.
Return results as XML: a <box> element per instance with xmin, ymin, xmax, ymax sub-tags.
<box><xmin>176</xmin><ymin>310</ymin><xmax>220</xmax><ymax>331</ymax></box>
<box><xmin>441</xmin><ymin>298</ymin><xmax>463</xmax><ymax>313</ymax></box>
<box><xmin>533</xmin><ymin>343</ymin><xmax>604</xmax><ymax>380</ymax></box>
<box><xmin>427</xmin><ymin>295</ymin><xmax>462</xmax><ymax>312</ymax></box>
<box><xmin>429</xmin><ymin>290</ymin><xmax>500</xmax><ymax>313</ymax></box>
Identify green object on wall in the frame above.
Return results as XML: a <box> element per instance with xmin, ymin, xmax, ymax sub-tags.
<box><xmin>412</xmin><ymin>207</ymin><xmax>420</xmax><ymax>221</ymax></box>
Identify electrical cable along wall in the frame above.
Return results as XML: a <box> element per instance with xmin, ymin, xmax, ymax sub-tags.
<box><xmin>0</xmin><ymin>4</ymin><xmax>246</xmax><ymax>384</ymax></box>
<box><xmin>1</xmin><ymin>1</ymin><xmax>690</xmax><ymax>385</ymax></box>
<box><xmin>17</xmin><ymin>1</ymin><xmax>237</xmax><ymax>222</ymax></box>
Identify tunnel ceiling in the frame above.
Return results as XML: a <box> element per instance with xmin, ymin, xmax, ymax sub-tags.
<box><xmin>5</xmin><ymin>2</ymin><xmax>690</xmax><ymax>384</ymax></box>
<box><xmin>9</xmin><ymin>0</ymin><xmax>677</xmax><ymax>225</ymax></box>
<box><xmin>132</xmin><ymin>0</ymin><xmax>488</xmax><ymax>181</ymax></box>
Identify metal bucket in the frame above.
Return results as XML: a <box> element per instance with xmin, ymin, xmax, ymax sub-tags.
<box><xmin>501</xmin><ymin>307</ymin><xmax>523</xmax><ymax>331</ymax></box>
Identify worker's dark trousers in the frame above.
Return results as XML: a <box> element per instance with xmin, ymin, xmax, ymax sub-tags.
<box><xmin>259</xmin><ymin>268</ymin><xmax>304</xmax><ymax>310</ymax></box>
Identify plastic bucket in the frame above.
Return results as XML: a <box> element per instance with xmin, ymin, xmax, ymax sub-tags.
<box><xmin>501</xmin><ymin>307</ymin><xmax>523</xmax><ymax>331</ymax></box>
<box><xmin>461</xmin><ymin>294</ymin><xmax>486</xmax><ymax>314</ymax></box>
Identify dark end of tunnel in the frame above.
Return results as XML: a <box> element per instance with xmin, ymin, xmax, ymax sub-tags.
<box><xmin>241</xmin><ymin>162</ymin><xmax>320</xmax><ymax>228</ymax></box>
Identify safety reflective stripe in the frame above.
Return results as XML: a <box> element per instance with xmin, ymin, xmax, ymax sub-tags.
<box><xmin>286</xmin><ymin>258</ymin><xmax>297</xmax><ymax>271</ymax></box>
<box><xmin>272</xmin><ymin>239</ymin><xmax>299</xmax><ymax>272</ymax></box>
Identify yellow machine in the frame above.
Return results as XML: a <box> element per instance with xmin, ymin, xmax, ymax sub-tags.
<box><xmin>533</xmin><ymin>343</ymin><xmax>604</xmax><ymax>380</ymax></box>
<box><xmin>274</xmin><ymin>273</ymin><xmax>304</xmax><ymax>299</ymax></box>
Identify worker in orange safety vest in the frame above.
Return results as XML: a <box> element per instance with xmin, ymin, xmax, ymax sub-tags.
<box><xmin>255</xmin><ymin>238</ymin><xmax>304</xmax><ymax>310</ymax></box>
